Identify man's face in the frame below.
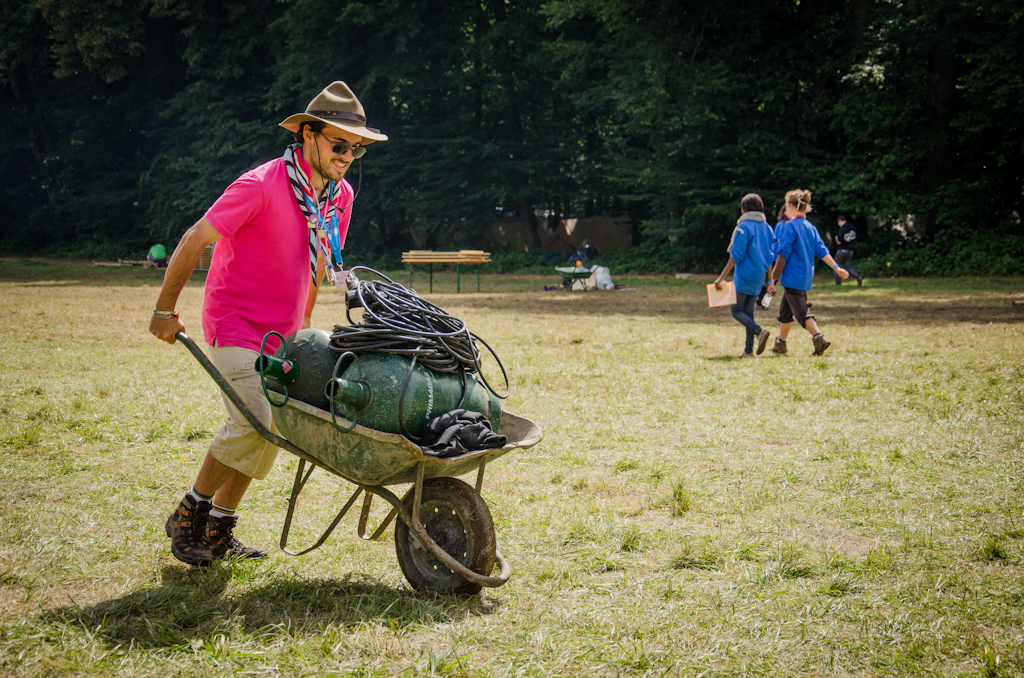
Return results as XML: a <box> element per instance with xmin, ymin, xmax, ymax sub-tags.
<box><xmin>304</xmin><ymin>126</ymin><xmax>364</xmax><ymax>184</ymax></box>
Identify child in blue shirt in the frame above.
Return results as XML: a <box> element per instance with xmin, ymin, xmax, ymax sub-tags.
<box><xmin>766</xmin><ymin>189</ymin><xmax>849</xmax><ymax>356</ymax></box>
<box><xmin>714</xmin><ymin>194</ymin><xmax>776</xmax><ymax>356</ymax></box>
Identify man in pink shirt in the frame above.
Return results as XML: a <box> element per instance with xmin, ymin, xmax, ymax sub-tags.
<box><xmin>149</xmin><ymin>82</ymin><xmax>387</xmax><ymax>566</ymax></box>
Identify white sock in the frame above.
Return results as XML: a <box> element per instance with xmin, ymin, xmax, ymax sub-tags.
<box><xmin>209</xmin><ymin>504</ymin><xmax>237</xmax><ymax>520</ymax></box>
<box><xmin>187</xmin><ymin>486</ymin><xmax>213</xmax><ymax>504</ymax></box>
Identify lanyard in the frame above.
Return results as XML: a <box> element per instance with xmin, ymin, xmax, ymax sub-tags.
<box><xmin>303</xmin><ymin>189</ymin><xmax>340</xmax><ymax>285</ymax></box>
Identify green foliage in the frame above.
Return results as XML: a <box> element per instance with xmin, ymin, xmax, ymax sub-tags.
<box><xmin>37</xmin><ymin>0</ymin><xmax>147</xmax><ymax>84</ymax></box>
<box><xmin>855</xmin><ymin>226</ymin><xmax>1024</xmax><ymax>278</ymax></box>
<box><xmin>487</xmin><ymin>249</ymin><xmax>557</xmax><ymax>274</ymax></box>
<box><xmin>595</xmin><ymin>237</ymin><xmax>721</xmax><ymax>274</ymax></box>
<box><xmin>0</xmin><ymin>0</ymin><xmax>1021</xmax><ymax>273</ymax></box>
<box><xmin>818</xmin><ymin>0</ymin><xmax>1024</xmax><ymax>238</ymax></box>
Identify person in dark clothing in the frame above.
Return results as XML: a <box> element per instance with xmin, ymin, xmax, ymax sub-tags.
<box><xmin>833</xmin><ymin>215</ymin><xmax>864</xmax><ymax>286</ymax></box>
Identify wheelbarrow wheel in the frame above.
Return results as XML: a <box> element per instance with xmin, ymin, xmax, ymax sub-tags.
<box><xmin>394</xmin><ymin>477</ymin><xmax>496</xmax><ymax>595</ymax></box>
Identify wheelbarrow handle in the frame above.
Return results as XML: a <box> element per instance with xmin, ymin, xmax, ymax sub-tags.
<box><xmin>174</xmin><ymin>331</ymin><xmax>308</xmax><ymax>459</ymax></box>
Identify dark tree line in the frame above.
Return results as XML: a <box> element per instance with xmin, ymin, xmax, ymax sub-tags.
<box><xmin>2</xmin><ymin>0</ymin><xmax>1022</xmax><ymax>272</ymax></box>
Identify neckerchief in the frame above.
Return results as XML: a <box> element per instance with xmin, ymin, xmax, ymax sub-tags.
<box><xmin>283</xmin><ymin>143</ymin><xmax>344</xmax><ymax>286</ymax></box>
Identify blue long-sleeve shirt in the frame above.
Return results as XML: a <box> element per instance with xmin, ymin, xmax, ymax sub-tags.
<box><xmin>728</xmin><ymin>217</ymin><xmax>775</xmax><ymax>295</ymax></box>
<box><xmin>777</xmin><ymin>216</ymin><xmax>830</xmax><ymax>291</ymax></box>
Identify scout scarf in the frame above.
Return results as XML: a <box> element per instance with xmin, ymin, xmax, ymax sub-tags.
<box><xmin>284</xmin><ymin>143</ymin><xmax>344</xmax><ymax>286</ymax></box>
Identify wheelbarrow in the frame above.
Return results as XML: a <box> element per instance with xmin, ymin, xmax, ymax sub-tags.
<box><xmin>555</xmin><ymin>265</ymin><xmax>593</xmax><ymax>291</ymax></box>
<box><xmin>175</xmin><ymin>331</ymin><xmax>541</xmax><ymax>595</ymax></box>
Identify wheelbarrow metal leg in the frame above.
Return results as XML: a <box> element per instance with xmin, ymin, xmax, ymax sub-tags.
<box><xmin>281</xmin><ymin>457</ymin><xmax>316</xmax><ymax>547</ymax></box>
<box><xmin>357</xmin><ymin>490</ymin><xmax>398</xmax><ymax>541</ymax></box>
<box><xmin>411</xmin><ymin>460</ymin><xmax>425</xmax><ymax>526</ymax></box>
<box><xmin>475</xmin><ymin>457</ymin><xmax>487</xmax><ymax>495</ymax></box>
<box><xmin>280</xmin><ymin>458</ymin><xmax>366</xmax><ymax>556</ymax></box>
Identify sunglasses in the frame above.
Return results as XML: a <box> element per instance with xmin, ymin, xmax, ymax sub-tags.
<box><xmin>319</xmin><ymin>131</ymin><xmax>367</xmax><ymax>159</ymax></box>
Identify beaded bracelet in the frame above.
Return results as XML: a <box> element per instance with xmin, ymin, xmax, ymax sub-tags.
<box><xmin>152</xmin><ymin>309</ymin><xmax>179</xmax><ymax>320</ymax></box>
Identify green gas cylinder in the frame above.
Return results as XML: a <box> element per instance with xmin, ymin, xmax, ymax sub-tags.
<box><xmin>258</xmin><ymin>328</ymin><xmax>336</xmax><ymax>411</ymax></box>
<box><xmin>328</xmin><ymin>352</ymin><xmax>502</xmax><ymax>438</ymax></box>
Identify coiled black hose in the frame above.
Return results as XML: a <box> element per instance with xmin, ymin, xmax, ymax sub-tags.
<box><xmin>328</xmin><ymin>266</ymin><xmax>509</xmax><ymax>400</ymax></box>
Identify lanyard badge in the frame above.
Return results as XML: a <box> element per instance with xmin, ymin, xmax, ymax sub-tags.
<box><xmin>308</xmin><ymin>191</ymin><xmax>341</xmax><ymax>286</ymax></box>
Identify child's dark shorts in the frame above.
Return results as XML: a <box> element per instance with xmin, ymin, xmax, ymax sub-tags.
<box><xmin>778</xmin><ymin>288</ymin><xmax>814</xmax><ymax>327</ymax></box>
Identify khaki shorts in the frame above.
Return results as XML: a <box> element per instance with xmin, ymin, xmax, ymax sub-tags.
<box><xmin>207</xmin><ymin>343</ymin><xmax>280</xmax><ymax>480</ymax></box>
<box><xmin>777</xmin><ymin>288</ymin><xmax>814</xmax><ymax>328</ymax></box>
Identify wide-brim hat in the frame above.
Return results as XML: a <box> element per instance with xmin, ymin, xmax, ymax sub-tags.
<box><xmin>279</xmin><ymin>81</ymin><xmax>388</xmax><ymax>143</ymax></box>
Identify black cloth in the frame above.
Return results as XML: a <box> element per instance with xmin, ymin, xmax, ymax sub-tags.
<box><xmin>836</xmin><ymin>223</ymin><xmax>857</xmax><ymax>251</ymax></box>
<box><xmin>565</xmin><ymin>245</ymin><xmax>597</xmax><ymax>264</ymax></box>
<box><xmin>420</xmin><ymin>409</ymin><xmax>507</xmax><ymax>458</ymax></box>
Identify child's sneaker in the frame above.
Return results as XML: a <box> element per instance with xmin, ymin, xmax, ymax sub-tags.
<box><xmin>756</xmin><ymin>330</ymin><xmax>771</xmax><ymax>355</ymax></box>
<box><xmin>812</xmin><ymin>334</ymin><xmax>831</xmax><ymax>356</ymax></box>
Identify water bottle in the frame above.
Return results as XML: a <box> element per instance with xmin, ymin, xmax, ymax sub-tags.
<box><xmin>760</xmin><ymin>290</ymin><xmax>775</xmax><ymax>308</ymax></box>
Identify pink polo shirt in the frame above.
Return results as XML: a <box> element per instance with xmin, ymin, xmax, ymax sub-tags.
<box><xmin>202</xmin><ymin>153</ymin><xmax>353</xmax><ymax>352</ymax></box>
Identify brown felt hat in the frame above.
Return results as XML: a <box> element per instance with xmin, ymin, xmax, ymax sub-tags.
<box><xmin>279</xmin><ymin>81</ymin><xmax>388</xmax><ymax>143</ymax></box>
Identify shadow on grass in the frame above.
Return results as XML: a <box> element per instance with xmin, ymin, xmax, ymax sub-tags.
<box><xmin>37</xmin><ymin>564</ymin><xmax>497</xmax><ymax>650</ymax></box>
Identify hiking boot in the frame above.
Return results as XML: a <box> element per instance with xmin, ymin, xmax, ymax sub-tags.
<box><xmin>756</xmin><ymin>329</ymin><xmax>771</xmax><ymax>355</ymax></box>
<box><xmin>166</xmin><ymin>495</ymin><xmax>213</xmax><ymax>567</ymax></box>
<box><xmin>770</xmin><ymin>339</ymin><xmax>787</xmax><ymax>355</ymax></box>
<box><xmin>812</xmin><ymin>334</ymin><xmax>831</xmax><ymax>356</ymax></box>
<box><xmin>206</xmin><ymin>514</ymin><xmax>268</xmax><ymax>560</ymax></box>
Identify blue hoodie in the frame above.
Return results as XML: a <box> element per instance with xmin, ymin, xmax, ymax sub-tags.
<box><xmin>728</xmin><ymin>212</ymin><xmax>775</xmax><ymax>295</ymax></box>
<box><xmin>777</xmin><ymin>216</ymin><xmax>830</xmax><ymax>291</ymax></box>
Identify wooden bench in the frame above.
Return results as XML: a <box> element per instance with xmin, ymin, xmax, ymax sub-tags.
<box><xmin>401</xmin><ymin>250</ymin><xmax>491</xmax><ymax>293</ymax></box>
<box><xmin>93</xmin><ymin>260</ymin><xmax>151</xmax><ymax>268</ymax></box>
<box><xmin>197</xmin><ymin>243</ymin><xmax>215</xmax><ymax>271</ymax></box>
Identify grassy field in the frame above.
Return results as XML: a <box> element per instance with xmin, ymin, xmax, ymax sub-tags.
<box><xmin>1</xmin><ymin>259</ymin><xmax>1022</xmax><ymax>677</ymax></box>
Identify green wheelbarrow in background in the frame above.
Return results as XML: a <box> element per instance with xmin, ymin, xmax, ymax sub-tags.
<box><xmin>175</xmin><ymin>332</ymin><xmax>542</xmax><ymax>595</ymax></box>
<box><xmin>554</xmin><ymin>265</ymin><xmax>593</xmax><ymax>291</ymax></box>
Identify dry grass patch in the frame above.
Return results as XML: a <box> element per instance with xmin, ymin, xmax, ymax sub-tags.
<box><xmin>1</xmin><ymin>261</ymin><xmax>1023</xmax><ymax>676</ymax></box>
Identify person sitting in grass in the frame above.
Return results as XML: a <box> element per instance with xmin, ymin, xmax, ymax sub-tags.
<box><xmin>767</xmin><ymin>189</ymin><xmax>848</xmax><ymax>356</ymax></box>
<box><xmin>146</xmin><ymin>243</ymin><xmax>167</xmax><ymax>267</ymax></box>
<box><xmin>714</xmin><ymin>193</ymin><xmax>775</xmax><ymax>357</ymax></box>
